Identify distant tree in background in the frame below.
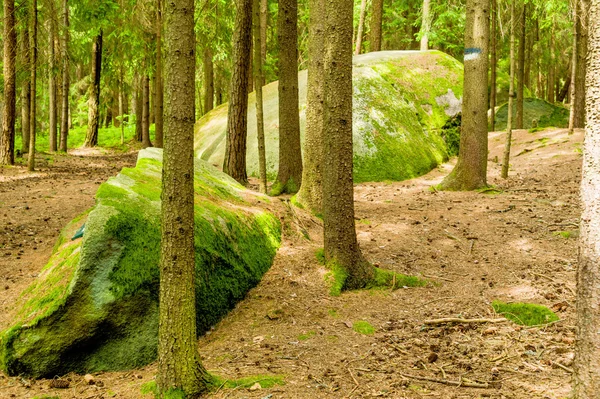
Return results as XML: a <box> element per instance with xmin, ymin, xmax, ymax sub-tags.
<box><xmin>0</xmin><ymin>0</ymin><xmax>17</xmax><ymax>165</ymax></box>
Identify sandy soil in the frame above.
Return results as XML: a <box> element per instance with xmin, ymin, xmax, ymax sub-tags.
<box><xmin>0</xmin><ymin>128</ymin><xmax>581</xmax><ymax>398</ymax></box>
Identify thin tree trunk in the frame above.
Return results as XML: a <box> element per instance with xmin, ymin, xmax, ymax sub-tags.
<box><xmin>59</xmin><ymin>0</ymin><xmax>69</xmax><ymax>152</ymax></box>
<box><xmin>438</xmin><ymin>0</ymin><xmax>489</xmax><ymax>190</ymax></box>
<box><xmin>370</xmin><ymin>0</ymin><xmax>383</xmax><ymax>51</ymax></box>
<box><xmin>154</xmin><ymin>0</ymin><xmax>164</xmax><ymax>148</ymax></box>
<box><xmin>142</xmin><ymin>74</ymin><xmax>152</xmax><ymax>148</ymax></box>
<box><xmin>223</xmin><ymin>0</ymin><xmax>252</xmax><ymax>184</ymax></box>
<box><xmin>119</xmin><ymin>70</ymin><xmax>125</xmax><ymax>145</ymax></box>
<box><xmin>355</xmin><ymin>0</ymin><xmax>367</xmax><ymax>55</ymax></box>
<box><xmin>203</xmin><ymin>48</ymin><xmax>214</xmax><ymax>114</ymax></box>
<box><xmin>573</xmin><ymin>0</ymin><xmax>589</xmax><ymax>128</ymax></box>
<box><xmin>420</xmin><ymin>0</ymin><xmax>431</xmax><ymax>51</ymax></box>
<box><xmin>0</xmin><ymin>0</ymin><xmax>17</xmax><ymax>165</ymax></box>
<box><xmin>49</xmin><ymin>3</ymin><xmax>58</xmax><ymax>152</ymax></box>
<box><xmin>297</xmin><ymin>0</ymin><xmax>324</xmax><ymax>213</ymax></box>
<box><xmin>157</xmin><ymin>0</ymin><xmax>213</xmax><ymax>392</ymax></box>
<box><xmin>84</xmin><ymin>32</ymin><xmax>102</xmax><ymax>147</ymax></box>
<box><xmin>253</xmin><ymin>0</ymin><xmax>267</xmax><ymax>193</ymax></box>
<box><xmin>501</xmin><ymin>0</ymin><xmax>516</xmax><ymax>179</ymax></box>
<box><xmin>27</xmin><ymin>0</ymin><xmax>38</xmax><ymax>171</ymax></box>
<box><xmin>324</xmin><ymin>0</ymin><xmax>372</xmax><ymax>289</ymax></box>
<box><xmin>21</xmin><ymin>23</ymin><xmax>31</xmax><ymax>154</ymax></box>
<box><xmin>490</xmin><ymin>0</ymin><xmax>497</xmax><ymax>131</ymax></box>
<box><xmin>260</xmin><ymin>0</ymin><xmax>267</xmax><ymax>85</ymax></box>
<box><xmin>569</xmin><ymin>1</ymin><xmax>578</xmax><ymax>134</ymax></box>
<box><xmin>547</xmin><ymin>22</ymin><xmax>555</xmax><ymax>103</ymax></box>
<box><xmin>516</xmin><ymin>2</ymin><xmax>526</xmax><ymax>129</ymax></box>
<box><xmin>135</xmin><ymin>74</ymin><xmax>143</xmax><ymax>141</ymax></box>
<box><xmin>273</xmin><ymin>0</ymin><xmax>302</xmax><ymax>194</ymax></box>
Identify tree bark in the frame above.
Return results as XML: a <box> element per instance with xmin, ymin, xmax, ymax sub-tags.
<box><xmin>501</xmin><ymin>0</ymin><xmax>516</xmax><ymax>179</ymax></box>
<box><xmin>49</xmin><ymin>2</ymin><xmax>58</xmax><ymax>152</ymax></box>
<box><xmin>574</xmin><ymin>2</ymin><xmax>600</xmax><ymax>396</ymax></box>
<box><xmin>142</xmin><ymin>74</ymin><xmax>152</xmax><ymax>148</ymax></box>
<box><xmin>297</xmin><ymin>0</ymin><xmax>324</xmax><ymax>213</ymax></box>
<box><xmin>119</xmin><ymin>68</ymin><xmax>125</xmax><ymax>145</ymax></box>
<box><xmin>438</xmin><ymin>0</ymin><xmax>489</xmax><ymax>190</ymax></box>
<box><xmin>370</xmin><ymin>0</ymin><xmax>383</xmax><ymax>51</ymax></box>
<box><xmin>27</xmin><ymin>0</ymin><xmax>38</xmax><ymax>171</ymax></box>
<box><xmin>547</xmin><ymin>22</ymin><xmax>555</xmax><ymax>103</ymax></box>
<box><xmin>135</xmin><ymin>74</ymin><xmax>143</xmax><ymax>141</ymax></box>
<box><xmin>21</xmin><ymin>23</ymin><xmax>31</xmax><ymax>154</ymax></box>
<box><xmin>515</xmin><ymin>2</ymin><xmax>526</xmax><ymax>129</ymax></box>
<box><xmin>273</xmin><ymin>0</ymin><xmax>302</xmax><ymax>194</ymax></box>
<box><xmin>154</xmin><ymin>0</ymin><xmax>164</xmax><ymax>148</ymax></box>
<box><xmin>158</xmin><ymin>0</ymin><xmax>213</xmax><ymax>392</ymax></box>
<box><xmin>323</xmin><ymin>0</ymin><xmax>372</xmax><ymax>289</ymax></box>
<box><xmin>1</xmin><ymin>0</ymin><xmax>17</xmax><ymax>165</ymax></box>
<box><xmin>59</xmin><ymin>0</ymin><xmax>69</xmax><ymax>152</ymax></box>
<box><xmin>420</xmin><ymin>0</ymin><xmax>431</xmax><ymax>51</ymax></box>
<box><xmin>203</xmin><ymin>48</ymin><xmax>214</xmax><ymax>114</ymax></box>
<box><xmin>260</xmin><ymin>0</ymin><xmax>267</xmax><ymax>85</ymax></box>
<box><xmin>355</xmin><ymin>0</ymin><xmax>367</xmax><ymax>55</ymax></box>
<box><xmin>573</xmin><ymin>0</ymin><xmax>589</xmax><ymax>128</ymax></box>
<box><xmin>84</xmin><ymin>32</ymin><xmax>102</xmax><ymax>147</ymax></box>
<box><xmin>489</xmin><ymin>0</ymin><xmax>497</xmax><ymax>131</ymax></box>
<box><xmin>223</xmin><ymin>0</ymin><xmax>252</xmax><ymax>184</ymax></box>
<box><xmin>569</xmin><ymin>2</ymin><xmax>578</xmax><ymax>134</ymax></box>
<box><xmin>253</xmin><ymin>0</ymin><xmax>268</xmax><ymax>193</ymax></box>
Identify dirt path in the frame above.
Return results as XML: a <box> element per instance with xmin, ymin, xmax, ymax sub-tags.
<box><xmin>0</xmin><ymin>128</ymin><xmax>581</xmax><ymax>399</ymax></box>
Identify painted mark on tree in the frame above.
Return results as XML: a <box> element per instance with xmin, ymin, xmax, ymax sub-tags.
<box><xmin>464</xmin><ymin>47</ymin><xmax>482</xmax><ymax>61</ymax></box>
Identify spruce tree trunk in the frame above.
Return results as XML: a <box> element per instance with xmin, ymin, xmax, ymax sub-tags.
<box><xmin>501</xmin><ymin>0</ymin><xmax>516</xmax><ymax>179</ymax></box>
<box><xmin>49</xmin><ymin>4</ymin><xmax>58</xmax><ymax>152</ymax></box>
<box><xmin>297</xmin><ymin>0</ymin><xmax>324</xmax><ymax>213</ymax></box>
<box><xmin>573</xmin><ymin>0</ymin><xmax>589</xmax><ymax>128</ymax></box>
<box><xmin>203</xmin><ymin>48</ymin><xmax>214</xmax><ymax>114</ymax></box>
<box><xmin>420</xmin><ymin>0</ymin><xmax>431</xmax><ymax>51</ymax></box>
<box><xmin>355</xmin><ymin>0</ymin><xmax>367</xmax><ymax>55</ymax></box>
<box><xmin>547</xmin><ymin>23</ymin><xmax>555</xmax><ymax>103</ymax></box>
<box><xmin>84</xmin><ymin>32</ymin><xmax>102</xmax><ymax>147</ymax></box>
<box><xmin>253</xmin><ymin>0</ymin><xmax>268</xmax><ymax>193</ymax></box>
<box><xmin>489</xmin><ymin>0</ymin><xmax>497</xmax><ymax>131</ymax></box>
<box><xmin>21</xmin><ymin>24</ymin><xmax>31</xmax><ymax>154</ymax></box>
<box><xmin>154</xmin><ymin>0</ymin><xmax>164</xmax><ymax>148</ymax></box>
<box><xmin>274</xmin><ymin>0</ymin><xmax>302</xmax><ymax>194</ymax></box>
<box><xmin>438</xmin><ymin>0</ymin><xmax>489</xmax><ymax>190</ymax></box>
<box><xmin>515</xmin><ymin>3</ymin><xmax>526</xmax><ymax>129</ymax></box>
<box><xmin>1</xmin><ymin>0</ymin><xmax>17</xmax><ymax>165</ymax></box>
<box><xmin>27</xmin><ymin>0</ymin><xmax>38</xmax><ymax>172</ymax></box>
<box><xmin>158</xmin><ymin>0</ymin><xmax>213</xmax><ymax>392</ymax></box>
<box><xmin>569</xmin><ymin>2</ymin><xmax>578</xmax><ymax>134</ymax></box>
<box><xmin>574</xmin><ymin>2</ymin><xmax>600</xmax><ymax>395</ymax></box>
<box><xmin>119</xmin><ymin>70</ymin><xmax>125</xmax><ymax>145</ymax></box>
<box><xmin>59</xmin><ymin>0</ymin><xmax>69</xmax><ymax>153</ymax></box>
<box><xmin>223</xmin><ymin>0</ymin><xmax>252</xmax><ymax>184</ymax></box>
<box><xmin>142</xmin><ymin>75</ymin><xmax>152</xmax><ymax>148</ymax></box>
<box><xmin>323</xmin><ymin>0</ymin><xmax>372</xmax><ymax>289</ymax></box>
<box><xmin>370</xmin><ymin>0</ymin><xmax>383</xmax><ymax>51</ymax></box>
<box><xmin>135</xmin><ymin>74</ymin><xmax>143</xmax><ymax>141</ymax></box>
<box><xmin>260</xmin><ymin>0</ymin><xmax>267</xmax><ymax>85</ymax></box>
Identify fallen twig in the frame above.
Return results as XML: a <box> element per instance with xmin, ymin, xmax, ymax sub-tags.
<box><xmin>424</xmin><ymin>317</ymin><xmax>508</xmax><ymax>326</ymax></box>
<box><xmin>399</xmin><ymin>373</ymin><xmax>489</xmax><ymax>388</ymax></box>
<box><xmin>552</xmin><ymin>361</ymin><xmax>573</xmax><ymax>374</ymax></box>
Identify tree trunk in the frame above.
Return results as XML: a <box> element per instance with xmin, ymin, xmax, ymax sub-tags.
<box><xmin>260</xmin><ymin>0</ymin><xmax>267</xmax><ymax>84</ymax></box>
<box><xmin>574</xmin><ymin>2</ymin><xmax>600</xmax><ymax>395</ymax></box>
<box><xmin>558</xmin><ymin>74</ymin><xmax>571</xmax><ymax>103</ymax></box>
<box><xmin>135</xmin><ymin>74</ymin><xmax>143</xmax><ymax>141</ymax></box>
<box><xmin>27</xmin><ymin>0</ymin><xmax>38</xmax><ymax>171</ymax></box>
<box><xmin>21</xmin><ymin>23</ymin><xmax>31</xmax><ymax>154</ymax></box>
<box><xmin>49</xmin><ymin>3</ymin><xmax>58</xmax><ymax>152</ymax></box>
<box><xmin>119</xmin><ymin>74</ymin><xmax>124</xmax><ymax>145</ymax></box>
<box><xmin>154</xmin><ymin>0</ymin><xmax>164</xmax><ymax>148</ymax></box>
<box><xmin>84</xmin><ymin>32</ymin><xmax>102</xmax><ymax>147</ymax></box>
<box><xmin>157</xmin><ymin>0</ymin><xmax>213</xmax><ymax>392</ymax></box>
<box><xmin>323</xmin><ymin>0</ymin><xmax>372</xmax><ymax>289</ymax></box>
<box><xmin>355</xmin><ymin>0</ymin><xmax>367</xmax><ymax>55</ymax></box>
<box><xmin>501</xmin><ymin>0</ymin><xmax>516</xmax><ymax>179</ymax></box>
<box><xmin>297</xmin><ymin>0</ymin><xmax>324</xmax><ymax>213</ymax></box>
<box><xmin>547</xmin><ymin>23</ymin><xmax>555</xmax><ymax>103</ymax></box>
<box><xmin>59</xmin><ymin>0</ymin><xmax>69</xmax><ymax>153</ymax></box>
<box><xmin>142</xmin><ymin>75</ymin><xmax>152</xmax><ymax>148</ymax></box>
<box><xmin>420</xmin><ymin>0</ymin><xmax>431</xmax><ymax>51</ymax></box>
<box><xmin>489</xmin><ymin>0</ymin><xmax>497</xmax><ymax>131</ymax></box>
<box><xmin>203</xmin><ymin>48</ymin><xmax>214</xmax><ymax>114</ymax></box>
<box><xmin>253</xmin><ymin>0</ymin><xmax>268</xmax><ymax>193</ymax></box>
<box><xmin>438</xmin><ymin>0</ymin><xmax>489</xmax><ymax>190</ymax></box>
<box><xmin>0</xmin><ymin>0</ymin><xmax>17</xmax><ymax>165</ymax></box>
<box><xmin>223</xmin><ymin>0</ymin><xmax>252</xmax><ymax>184</ymax></box>
<box><xmin>515</xmin><ymin>2</ymin><xmax>526</xmax><ymax>129</ymax></box>
<box><xmin>273</xmin><ymin>0</ymin><xmax>302</xmax><ymax>194</ymax></box>
<box><xmin>573</xmin><ymin>0</ymin><xmax>589</xmax><ymax>128</ymax></box>
<box><xmin>370</xmin><ymin>0</ymin><xmax>383</xmax><ymax>51</ymax></box>
<box><xmin>569</xmin><ymin>2</ymin><xmax>578</xmax><ymax>134</ymax></box>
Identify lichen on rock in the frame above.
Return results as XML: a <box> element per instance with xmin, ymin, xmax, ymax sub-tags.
<box><xmin>0</xmin><ymin>148</ymin><xmax>281</xmax><ymax>378</ymax></box>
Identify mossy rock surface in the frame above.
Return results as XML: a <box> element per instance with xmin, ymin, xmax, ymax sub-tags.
<box><xmin>494</xmin><ymin>98</ymin><xmax>569</xmax><ymax>131</ymax></box>
<box><xmin>195</xmin><ymin>50</ymin><xmax>463</xmax><ymax>183</ymax></box>
<box><xmin>0</xmin><ymin>148</ymin><xmax>281</xmax><ymax>378</ymax></box>
<box><xmin>490</xmin><ymin>69</ymin><xmax>532</xmax><ymax>105</ymax></box>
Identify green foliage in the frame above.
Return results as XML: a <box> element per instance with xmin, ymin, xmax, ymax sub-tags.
<box><xmin>352</xmin><ymin>320</ymin><xmax>375</xmax><ymax>335</ymax></box>
<box><xmin>492</xmin><ymin>301</ymin><xmax>559</xmax><ymax>326</ymax></box>
<box><xmin>553</xmin><ymin>231</ymin><xmax>573</xmax><ymax>239</ymax></box>
<box><xmin>440</xmin><ymin>114</ymin><xmax>461</xmax><ymax>157</ymax></box>
<box><xmin>325</xmin><ymin>261</ymin><xmax>349</xmax><ymax>297</ymax></box>
<box><xmin>315</xmin><ymin>248</ymin><xmax>325</xmax><ymax>265</ymax></box>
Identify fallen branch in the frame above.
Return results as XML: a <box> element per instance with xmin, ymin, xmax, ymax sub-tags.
<box><xmin>400</xmin><ymin>373</ymin><xmax>489</xmax><ymax>388</ymax></box>
<box><xmin>424</xmin><ymin>317</ymin><xmax>508</xmax><ymax>326</ymax></box>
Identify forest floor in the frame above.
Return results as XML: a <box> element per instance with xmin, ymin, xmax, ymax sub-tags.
<box><xmin>0</xmin><ymin>127</ymin><xmax>580</xmax><ymax>399</ymax></box>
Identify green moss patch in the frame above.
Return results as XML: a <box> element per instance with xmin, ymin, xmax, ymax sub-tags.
<box><xmin>353</xmin><ymin>321</ymin><xmax>375</xmax><ymax>335</ymax></box>
<box><xmin>495</xmin><ymin>98</ymin><xmax>569</xmax><ymax>131</ymax></box>
<box><xmin>298</xmin><ymin>331</ymin><xmax>316</xmax><ymax>341</ymax></box>
<box><xmin>325</xmin><ymin>261</ymin><xmax>349</xmax><ymax>297</ymax></box>
<box><xmin>492</xmin><ymin>301</ymin><xmax>559</xmax><ymax>326</ymax></box>
<box><xmin>315</xmin><ymin>248</ymin><xmax>325</xmax><ymax>265</ymax></box>
<box><xmin>365</xmin><ymin>268</ymin><xmax>428</xmax><ymax>290</ymax></box>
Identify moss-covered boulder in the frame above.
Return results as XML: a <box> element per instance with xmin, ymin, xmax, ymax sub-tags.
<box><xmin>0</xmin><ymin>149</ymin><xmax>281</xmax><ymax>378</ymax></box>
<box><xmin>195</xmin><ymin>50</ymin><xmax>463</xmax><ymax>183</ymax></box>
<box><xmin>491</xmin><ymin>69</ymin><xmax>532</xmax><ymax>105</ymax></box>
<box><xmin>495</xmin><ymin>98</ymin><xmax>569</xmax><ymax>131</ymax></box>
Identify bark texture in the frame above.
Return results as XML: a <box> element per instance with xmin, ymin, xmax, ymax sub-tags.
<box><xmin>370</xmin><ymin>0</ymin><xmax>383</xmax><ymax>51</ymax></box>
<box><xmin>489</xmin><ymin>0</ymin><xmax>497</xmax><ymax>131</ymax></box>
<box><xmin>142</xmin><ymin>75</ymin><xmax>152</xmax><ymax>148</ymax></box>
<box><xmin>49</xmin><ymin>6</ymin><xmax>58</xmax><ymax>152</ymax></box>
<box><xmin>574</xmin><ymin>2</ymin><xmax>600</xmax><ymax>396</ymax></box>
<box><xmin>515</xmin><ymin>2</ymin><xmax>526</xmax><ymax>129</ymax></box>
<box><xmin>27</xmin><ymin>0</ymin><xmax>38</xmax><ymax>172</ymax></box>
<box><xmin>574</xmin><ymin>0</ymin><xmax>589</xmax><ymax>128</ymax></box>
<box><xmin>154</xmin><ymin>0</ymin><xmax>164</xmax><ymax>148</ymax></box>
<box><xmin>253</xmin><ymin>0</ymin><xmax>268</xmax><ymax>193</ymax></box>
<box><xmin>21</xmin><ymin>23</ymin><xmax>31</xmax><ymax>154</ymax></box>
<box><xmin>158</xmin><ymin>0</ymin><xmax>213</xmax><ymax>393</ymax></box>
<box><xmin>438</xmin><ymin>0</ymin><xmax>489</xmax><ymax>190</ymax></box>
<box><xmin>274</xmin><ymin>0</ymin><xmax>303</xmax><ymax>194</ymax></box>
<box><xmin>297</xmin><ymin>0</ymin><xmax>324</xmax><ymax>213</ymax></box>
<box><xmin>223</xmin><ymin>0</ymin><xmax>252</xmax><ymax>184</ymax></box>
<box><xmin>569</xmin><ymin>2</ymin><xmax>578</xmax><ymax>134</ymax></box>
<box><xmin>59</xmin><ymin>0</ymin><xmax>69</xmax><ymax>153</ymax></box>
<box><xmin>501</xmin><ymin>0</ymin><xmax>516</xmax><ymax>179</ymax></box>
<box><xmin>323</xmin><ymin>0</ymin><xmax>372</xmax><ymax>289</ymax></box>
<box><xmin>420</xmin><ymin>0</ymin><xmax>431</xmax><ymax>51</ymax></box>
<box><xmin>84</xmin><ymin>32</ymin><xmax>102</xmax><ymax>147</ymax></box>
<box><xmin>1</xmin><ymin>0</ymin><xmax>17</xmax><ymax>165</ymax></box>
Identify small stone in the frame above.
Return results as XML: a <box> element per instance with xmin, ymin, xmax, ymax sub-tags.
<box><xmin>427</xmin><ymin>352</ymin><xmax>438</xmax><ymax>363</ymax></box>
<box><xmin>84</xmin><ymin>374</ymin><xmax>95</xmax><ymax>385</ymax></box>
<box><xmin>249</xmin><ymin>382</ymin><xmax>261</xmax><ymax>391</ymax></box>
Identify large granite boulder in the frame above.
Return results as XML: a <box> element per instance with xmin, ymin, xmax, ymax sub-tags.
<box><xmin>0</xmin><ymin>149</ymin><xmax>281</xmax><ymax>378</ymax></box>
<box><xmin>195</xmin><ymin>50</ymin><xmax>464</xmax><ymax>183</ymax></box>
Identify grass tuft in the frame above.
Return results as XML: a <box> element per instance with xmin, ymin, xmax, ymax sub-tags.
<box><xmin>492</xmin><ymin>301</ymin><xmax>559</xmax><ymax>326</ymax></box>
<box><xmin>353</xmin><ymin>320</ymin><xmax>375</xmax><ymax>335</ymax></box>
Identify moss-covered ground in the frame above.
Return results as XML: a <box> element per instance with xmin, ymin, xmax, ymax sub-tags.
<box><xmin>492</xmin><ymin>301</ymin><xmax>559</xmax><ymax>326</ymax></box>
